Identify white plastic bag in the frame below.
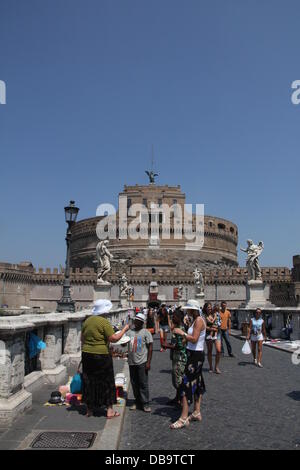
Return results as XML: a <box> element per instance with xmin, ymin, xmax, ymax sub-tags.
<box><xmin>242</xmin><ymin>340</ymin><xmax>252</xmax><ymax>355</ymax></box>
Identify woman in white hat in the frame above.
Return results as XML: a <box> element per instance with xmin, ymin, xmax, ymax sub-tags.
<box><xmin>170</xmin><ymin>299</ymin><xmax>206</xmax><ymax>429</ymax></box>
<box><xmin>81</xmin><ymin>299</ymin><xmax>129</xmax><ymax>418</ymax></box>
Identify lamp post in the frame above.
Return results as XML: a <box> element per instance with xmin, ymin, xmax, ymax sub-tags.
<box><xmin>57</xmin><ymin>200</ymin><xmax>79</xmax><ymax>313</ymax></box>
<box><xmin>215</xmin><ymin>273</ymin><xmax>218</xmax><ymax>303</ymax></box>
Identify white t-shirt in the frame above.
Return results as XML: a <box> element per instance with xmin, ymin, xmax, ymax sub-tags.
<box><xmin>187</xmin><ymin>318</ymin><xmax>206</xmax><ymax>351</ymax></box>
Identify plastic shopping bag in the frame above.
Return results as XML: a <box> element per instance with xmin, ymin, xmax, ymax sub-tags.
<box><xmin>28</xmin><ymin>332</ymin><xmax>46</xmax><ymax>359</ymax></box>
<box><xmin>242</xmin><ymin>340</ymin><xmax>252</xmax><ymax>355</ymax></box>
<box><xmin>70</xmin><ymin>373</ymin><xmax>82</xmax><ymax>394</ymax></box>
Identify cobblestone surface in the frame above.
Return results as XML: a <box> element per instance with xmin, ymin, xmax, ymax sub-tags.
<box><xmin>119</xmin><ymin>336</ymin><xmax>300</xmax><ymax>450</ymax></box>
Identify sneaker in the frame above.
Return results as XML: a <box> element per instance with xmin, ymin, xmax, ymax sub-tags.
<box><xmin>143</xmin><ymin>406</ymin><xmax>152</xmax><ymax>413</ymax></box>
<box><xmin>257</xmin><ymin>363</ymin><xmax>263</xmax><ymax>368</ymax></box>
<box><xmin>253</xmin><ymin>358</ymin><xmax>257</xmax><ymax>365</ymax></box>
<box><xmin>129</xmin><ymin>403</ymin><xmax>137</xmax><ymax>410</ymax></box>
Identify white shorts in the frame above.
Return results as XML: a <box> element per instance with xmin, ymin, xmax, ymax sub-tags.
<box><xmin>251</xmin><ymin>334</ymin><xmax>264</xmax><ymax>342</ymax></box>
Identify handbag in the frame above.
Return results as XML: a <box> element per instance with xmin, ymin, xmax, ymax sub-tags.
<box><xmin>242</xmin><ymin>340</ymin><xmax>252</xmax><ymax>355</ymax></box>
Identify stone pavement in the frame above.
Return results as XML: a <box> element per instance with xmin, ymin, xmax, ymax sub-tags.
<box><xmin>230</xmin><ymin>329</ymin><xmax>300</xmax><ymax>355</ymax></box>
<box><xmin>120</xmin><ymin>336</ymin><xmax>300</xmax><ymax>450</ymax></box>
<box><xmin>0</xmin><ymin>359</ymin><xmax>126</xmax><ymax>450</ymax></box>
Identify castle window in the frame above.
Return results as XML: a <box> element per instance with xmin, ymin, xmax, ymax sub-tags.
<box><xmin>158</xmin><ymin>198</ymin><xmax>162</xmax><ymax>206</ymax></box>
<box><xmin>218</xmin><ymin>223</ymin><xmax>226</xmax><ymax>230</ymax></box>
<box><xmin>173</xmin><ymin>199</ymin><xmax>180</xmax><ymax>217</ymax></box>
<box><xmin>143</xmin><ymin>198</ymin><xmax>147</xmax><ymax>207</ymax></box>
<box><xmin>230</xmin><ymin>227</ymin><xmax>235</xmax><ymax>233</ymax></box>
<box><xmin>152</xmin><ymin>268</ymin><xmax>156</xmax><ymax>274</ymax></box>
<box><xmin>127</xmin><ymin>198</ymin><xmax>132</xmax><ymax>216</ymax></box>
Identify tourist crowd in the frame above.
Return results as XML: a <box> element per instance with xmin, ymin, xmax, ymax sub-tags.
<box><xmin>80</xmin><ymin>299</ymin><xmax>267</xmax><ymax>429</ymax></box>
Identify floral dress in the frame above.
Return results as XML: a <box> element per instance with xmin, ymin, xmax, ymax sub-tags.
<box><xmin>171</xmin><ymin>332</ymin><xmax>188</xmax><ymax>390</ymax></box>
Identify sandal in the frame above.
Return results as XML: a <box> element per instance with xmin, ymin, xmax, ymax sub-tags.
<box><xmin>189</xmin><ymin>411</ymin><xmax>202</xmax><ymax>422</ymax></box>
<box><xmin>170</xmin><ymin>417</ymin><xmax>190</xmax><ymax>429</ymax></box>
<box><xmin>106</xmin><ymin>411</ymin><xmax>120</xmax><ymax>419</ymax></box>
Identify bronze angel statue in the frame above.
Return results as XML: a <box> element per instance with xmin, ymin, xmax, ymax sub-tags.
<box><xmin>145</xmin><ymin>170</ymin><xmax>158</xmax><ymax>184</ymax></box>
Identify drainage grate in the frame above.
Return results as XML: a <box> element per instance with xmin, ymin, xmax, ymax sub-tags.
<box><xmin>30</xmin><ymin>432</ymin><xmax>97</xmax><ymax>449</ymax></box>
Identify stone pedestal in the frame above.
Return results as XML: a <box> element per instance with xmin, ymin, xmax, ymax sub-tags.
<box><xmin>119</xmin><ymin>294</ymin><xmax>129</xmax><ymax>308</ymax></box>
<box><xmin>291</xmin><ymin>312</ymin><xmax>300</xmax><ymax>340</ymax></box>
<box><xmin>39</xmin><ymin>320</ymin><xmax>67</xmax><ymax>385</ymax></box>
<box><xmin>271</xmin><ymin>311</ymin><xmax>284</xmax><ymax>338</ymax></box>
<box><xmin>0</xmin><ymin>389</ymin><xmax>32</xmax><ymax>428</ymax></box>
<box><xmin>195</xmin><ymin>293</ymin><xmax>205</xmax><ymax>308</ymax></box>
<box><xmin>0</xmin><ymin>329</ymin><xmax>33</xmax><ymax>427</ymax></box>
<box><xmin>63</xmin><ymin>312</ymin><xmax>87</xmax><ymax>356</ymax></box>
<box><xmin>245</xmin><ymin>280</ymin><xmax>274</xmax><ymax>309</ymax></box>
<box><xmin>93</xmin><ymin>282</ymin><xmax>112</xmax><ymax>301</ymax></box>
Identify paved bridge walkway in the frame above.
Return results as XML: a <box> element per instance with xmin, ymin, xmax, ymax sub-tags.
<box><xmin>120</xmin><ymin>336</ymin><xmax>300</xmax><ymax>450</ymax></box>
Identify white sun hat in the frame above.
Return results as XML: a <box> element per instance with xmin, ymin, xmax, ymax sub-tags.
<box><xmin>112</xmin><ymin>334</ymin><xmax>131</xmax><ymax>346</ymax></box>
<box><xmin>181</xmin><ymin>299</ymin><xmax>201</xmax><ymax>311</ymax></box>
<box><xmin>92</xmin><ymin>299</ymin><xmax>113</xmax><ymax>316</ymax></box>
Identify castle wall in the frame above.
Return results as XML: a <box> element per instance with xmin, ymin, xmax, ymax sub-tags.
<box><xmin>0</xmin><ymin>262</ymin><xmax>296</xmax><ymax>311</ymax></box>
<box><xmin>0</xmin><ymin>263</ymin><xmax>33</xmax><ymax>309</ymax></box>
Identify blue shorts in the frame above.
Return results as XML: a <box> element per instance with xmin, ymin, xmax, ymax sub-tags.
<box><xmin>160</xmin><ymin>325</ymin><xmax>169</xmax><ymax>333</ymax></box>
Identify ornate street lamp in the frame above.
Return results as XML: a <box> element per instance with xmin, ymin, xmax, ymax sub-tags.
<box><xmin>215</xmin><ymin>273</ymin><xmax>218</xmax><ymax>302</ymax></box>
<box><xmin>57</xmin><ymin>200</ymin><xmax>79</xmax><ymax>312</ymax></box>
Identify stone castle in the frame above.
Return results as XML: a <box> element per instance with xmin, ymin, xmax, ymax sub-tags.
<box><xmin>0</xmin><ymin>181</ymin><xmax>299</xmax><ymax>311</ymax></box>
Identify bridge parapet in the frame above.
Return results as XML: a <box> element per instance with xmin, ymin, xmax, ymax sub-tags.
<box><xmin>0</xmin><ymin>307</ymin><xmax>128</xmax><ymax>427</ymax></box>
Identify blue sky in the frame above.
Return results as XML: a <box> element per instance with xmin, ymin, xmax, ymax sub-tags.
<box><xmin>0</xmin><ymin>0</ymin><xmax>299</xmax><ymax>268</ymax></box>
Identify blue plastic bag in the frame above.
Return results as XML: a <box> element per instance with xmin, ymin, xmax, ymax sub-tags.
<box><xmin>70</xmin><ymin>373</ymin><xmax>82</xmax><ymax>394</ymax></box>
<box><xmin>28</xmin><ymin>332</ymin><xmax>46</xmax><ymax>359</ymax></box>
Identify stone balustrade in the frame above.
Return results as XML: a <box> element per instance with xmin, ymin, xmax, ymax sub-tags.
<box><xmin>0</xmin><ymin>307</ymin><xmax>128</xmax><ymax>427</ymax></box>
<box><xmin>232</xmin><ymin>307</ymin><xmax>300</xmax><ymax>340</ymax></box>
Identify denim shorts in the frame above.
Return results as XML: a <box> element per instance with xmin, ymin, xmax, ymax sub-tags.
<box><xmin>160</xmin><ymin>325</ymin><xmax>169</xmax><ymax>333</ymax></box>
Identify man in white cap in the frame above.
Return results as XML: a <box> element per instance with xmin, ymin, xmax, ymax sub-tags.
<box><xmin>126</xmin><ymin>312</ymin><xmax>153</xmax><ymax>412</ymax></box>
